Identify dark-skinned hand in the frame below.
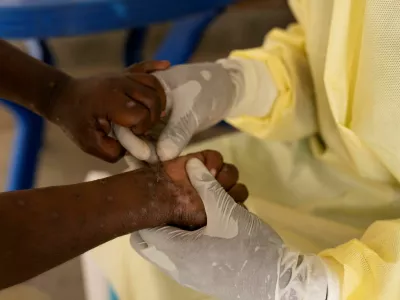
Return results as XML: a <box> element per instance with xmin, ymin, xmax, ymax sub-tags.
<box><xmin>106</xmin><ymin>150</ymin><xmax>249</xmax><ymax>232</ymax></box>
<box><xmin>47</xmin><ymin>60</ymin><xmax>170</xmax><ymax>162</ymax></box>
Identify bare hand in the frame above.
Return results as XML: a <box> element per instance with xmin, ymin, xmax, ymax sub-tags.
<box><xmin>47</xmin><ymin>61</ymin><xmax>170</xmax><ymax>162</ymax></box>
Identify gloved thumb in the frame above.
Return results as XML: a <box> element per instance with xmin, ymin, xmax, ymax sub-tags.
<box><xmin>186</xmin><ymin>158</ymin><xmax>239</xmax><ymax>239</ymax></box>
<box><xmin>113</xmin><ymin>125</ymin><xmax>158</xmax><ymax>163</ymax></box>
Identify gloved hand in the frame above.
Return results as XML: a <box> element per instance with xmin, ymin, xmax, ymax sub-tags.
<box><xmin>115</xmin><ymin>59</ymin><xmax>277</xmax><ymax>163</ymax></box>
<box><xmin>131</xmin><ymin>158</ymin><xmax>334</xmax><ymax>300</ymax></box>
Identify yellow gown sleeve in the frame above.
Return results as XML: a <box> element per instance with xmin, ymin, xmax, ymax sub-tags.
<box><xmin>226</xmin><ymin>24</ymin><xmax>317</xmax><ymax>142</ymax></box>
<box><xmin>320</xmin><ymin>219</ymin><xmax>400</xmax><ymax>299</ymax></box>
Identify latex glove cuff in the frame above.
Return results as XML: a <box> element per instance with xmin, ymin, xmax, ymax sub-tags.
<box><xmin>218</xmin><ymin>58</ymin><xmax>278</xmax><ymax>118</ymax></box>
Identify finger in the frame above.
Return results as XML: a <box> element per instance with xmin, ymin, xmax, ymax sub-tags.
<box><xmin>186</xmin><ymin>158</ymin><xmax>239</xmax><ymax>239</ymax></box>
<box><xmin>124</xmin><ymin>155</ymin><xmax>145</xmax><ymax>171</ymax></box>
<box><xmin>227</xmin><ymin>183</ymin><xmax>248</xmax><ymax>204</ymax></box>
<box><xmin>126</xmin><ymin>73</ymin><xmax>167</xmax><ymax>112</ymax></box>
<box><xmin>113</xmin><ymin>125</ymin><xmax>158</xmax><ymax>162</ymax></box>
<box><xmin>127</xmin><ymin>60</ymin><xmax>170</xmax><ymax>74</ymax></box>
<box><xmin>84</xmin><ymin>129</ymin><xmax>125</xmax><ymax>163</ymax></box>
<box><xmin>109</xmin><ymin>95</ymin><xmax>152</xmax><ymax>135</ymax></box>
<box><xmin>126</xmin><ymin>81</ymin><xmax>163</xmax><ymax>126</ymax></box>
<box><xmin>131</xmin><ymin>230</ymin><xmax>182</xmax><ymax>277</ymax></box>
<box><xmin>201</xmin><ymin>150</ymin><xmax>224</xmax><ymax>176</ymax></box>
<box><xmin>181</xmin><ymin>150</ymin><xmax>224</xmax><ymax>175</ymax></box>
<box><xmin>130</xmin><ymin>231</ymin><xmax>149</xmax><ymax>252</ymax></box>
<box><xmin>134</xmin><ymin>227</ymin><xmax>190</xmax><ymax>253</ymax></box>
<box><xmin>216</xmin><ymin>163</ymin><xmax>239</xmax><ymax>191</ymax></box>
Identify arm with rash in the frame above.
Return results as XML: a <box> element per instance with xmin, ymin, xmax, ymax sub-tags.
<box><xmin>0</xmin><ymin>150</ymin><xmax>247</xmax><ymax>289</ymax></box>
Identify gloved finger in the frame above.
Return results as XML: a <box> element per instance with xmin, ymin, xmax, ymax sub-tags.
<box><xmin>126</xmin><ymin>60</ymin><xmax>170</xmax><ymax>74</ymax></box>
<box><xmin>83</xmin><ymin>129</ymin><xmax>125</xmax><ymax>163</ymax></box>
<box><xmin>113</xmin><ymin>125</ymin><xmax>158</xmax><ymax>162</ymax></box>
<box><xmin>215</xmin><ymin>163</ymin><xmax>239</xmax><ymax>191</ymax></box>
<box><xmin>130</xmin><ymin>231</ymin><xmax>149</xmax><ymax>252</ymax></box>
<box><xmin>108</xmin><ymin>94</ymin><xmax>152</xmax><ymax>135</ymax></box>
<box><xmin>131</xmin><ymin>228</ymin><xmax>188</xmax><ymax>278</ymax></box>
<box><xmin>186</xmin><ymin>158</ymin><xmax>239</xmax><ymax>239</ymax></box>
<box><xmin>157</xmin><ymin>105</ymin><xmax>197</xmax><ymax>161</ymax></box>
<box><xmin>227</xmin><ymin>183</ymin><xmax>248</xmax><ymax>204</ymax></box>
<box><xmin>132</xmin><ymin>227</ymin><xmax>189</xmax><ymax>253</ymax></box>
<box><xmin>125</xmin><ymin>80</ymin><xmax>163</xmax><ymax>125</ymax></box>
<box><xmin>124</xmin><ymin>155</ymin><xmax>145</xmax><ymax>171</ymax></box>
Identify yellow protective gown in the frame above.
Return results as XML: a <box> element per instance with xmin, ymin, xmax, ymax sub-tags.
<box><xmin>85</xmin><ymin>0</ymin><xmax>400</xmax><ymax>299</ymax></box>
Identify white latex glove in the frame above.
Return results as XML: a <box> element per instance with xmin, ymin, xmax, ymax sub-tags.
<box><xmin>131</xmin><ymin>159</ymin><xmax>336</xmax><ymax>300</ymax></box>
<box><xmin>115</xmin><ymin>59</ymin><xmax>277</xmax><ymax>163</ymax></box>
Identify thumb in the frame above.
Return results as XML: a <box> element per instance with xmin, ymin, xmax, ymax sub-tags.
<box><xmin>113</xmin><ymin>125</ymin><xmax>158</xmax><ymax>163</ymax></box>
<box><xmin>186</xmin><ymin>158</ymin><xmax>239</xmax><ymax>239</ymax></box>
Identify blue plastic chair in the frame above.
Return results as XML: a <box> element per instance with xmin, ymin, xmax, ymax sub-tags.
<box><xmin>0</xmin><ymin>0</ymin><xmax>236</xmax><ymax>192</ymax></box>
<box><xmin>0</xmin><ymin>1</ymin><xmax>236</xmax><ymax>298</ymax></box>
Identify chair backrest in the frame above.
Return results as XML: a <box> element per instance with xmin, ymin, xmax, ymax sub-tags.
<box><xmin>0</xmin><ymin>0</ymin><xmax>237</xmax><ymax>38</ymax></box>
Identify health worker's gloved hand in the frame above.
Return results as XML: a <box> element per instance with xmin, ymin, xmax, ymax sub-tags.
<box><xmin>115</xmin><ymin>59</ymin><xmax>277</xmax><ymax>163</ymax></box>
<box><xmin>131</xmin><ymin>159</ymin><xmax>334</xmax><ymax>300</ymax></box>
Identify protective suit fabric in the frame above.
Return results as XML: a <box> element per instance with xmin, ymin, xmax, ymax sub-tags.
<box><xmin>85</xmin><ymin>0</ymin><xmax>400</xmax><ymax>299</ymax></box>
<box><xmin>0</xmin><ymin>285</ymin><xmax>51</xmax><ymax>300</ymax></box>
<box><xmin>227</xmin><ymin>0</ymin><xmax>400</xmax><ymax>299</ymax></box>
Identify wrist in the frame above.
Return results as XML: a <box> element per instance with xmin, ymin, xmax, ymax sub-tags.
<box><xmin>92</xmin><ymin>167</ymin><xmax>177</xmax><ymax>236</ymax></box>
<box><xmin>38</xmin><ymin>70</ymin><xmax>73</xmax><ymax>121</ymax></box>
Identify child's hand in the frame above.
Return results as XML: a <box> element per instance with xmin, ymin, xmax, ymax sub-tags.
<box><xmin>161</xmin><ymin>150</ymin><xmax>248</xmax><ymax>229</ymax></box>
<box><xmin>114</xmin><ymin>150</ymin><xmax>248</xmax><ymax>231</ymax></box>
<box><xmin>47</xmin><ymin>61</ymin><xmax>170</xmax><ymax>162</ymax></box>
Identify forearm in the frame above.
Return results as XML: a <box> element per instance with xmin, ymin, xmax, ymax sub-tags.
<box><xmin>0</xmin><ymin>39</ymin><xmax>70</xmax><ymax>117</ymax></box>
<box><xmin>0</xmin><ymin>167</ymin><xmax>168</xmax><ymax>289</ymax></box>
